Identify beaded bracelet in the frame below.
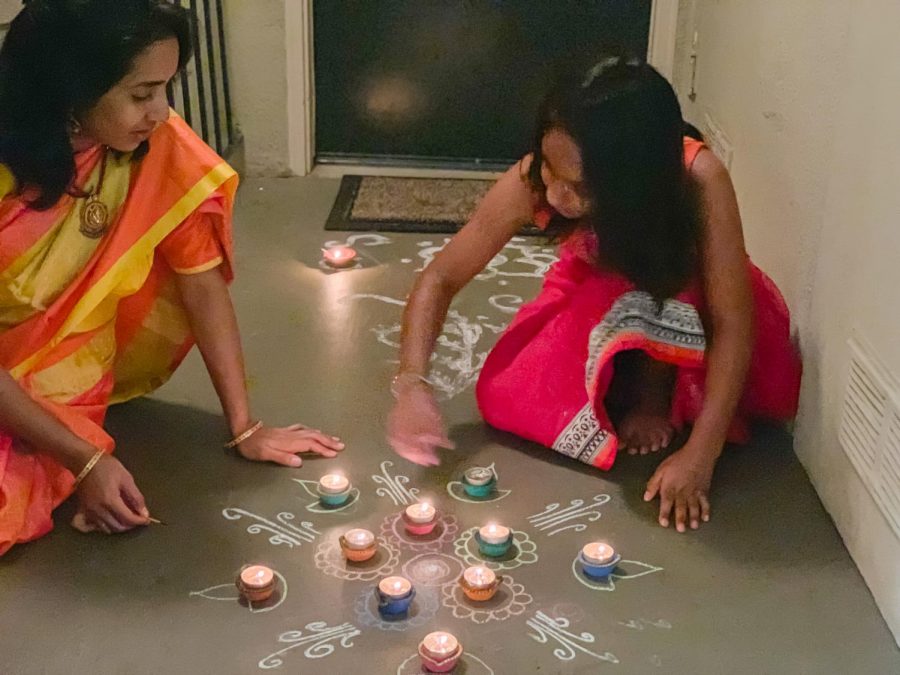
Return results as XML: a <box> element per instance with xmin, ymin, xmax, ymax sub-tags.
<box><xmin>224</xmin><ymin>420</ymin><xmax>263</xmax><ymax>448</ymax></box>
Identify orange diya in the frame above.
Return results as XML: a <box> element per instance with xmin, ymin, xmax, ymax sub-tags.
<box><xmin>458</xmin><ymin>564</ymin><xmax>501</xmax><ymax>601</ymax></box>
<box><xmin>235</xmin><ymin>564</ymin><xmax>276</xmax><ymax>603</ymax></box>
<box><xmin>339</xmin><ymin>528</ymin><xmax>377</xmax><ymax>562</ymax></box>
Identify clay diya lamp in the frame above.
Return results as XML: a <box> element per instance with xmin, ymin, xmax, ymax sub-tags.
<box><xmin>235</xmin><ymin>564</ymin><xmax>276</xmax><ymax>603</ymax></box>
<box><xmin>475</xmin><ymin>523</ymin><xmax>512</xmax><ymax>557</ymax></box>
<box><xmin>375</xmin><ymin>575</ymin><xmax>415</xmax><ymax>617</ymax></box>
<box><xmin>418</xmin><ymin>631</ymin><xmax>463</xmax><ymax>673</ymax></box>
<box><xmin>459</xmin><ymin>564</ymin><xmax>502</xmax><ymax>602</ymax></box>
<box><xmin>317</xmin><ymin>473</ymin><xmax>352</xmax><ymax>507</ymax></box>
<box><xmin>402</xmin><ymin>501</ymin><xmax>438</xmax><ymax>536</ymax></box>
<box><xmin>578</xmin><ymin>541</ymin><xmax>621</xmax><ymax>579</ymax></box>
<box><xmin>322</xmin><ymin>245</ymin><xmax>358</xmax><ymax>269</ymax></box>
<box><xmin>462</xmin><ymin>466</ymin><xmax>496</xmax><ymax>498</ymax></box>
<box><xmin>339</xmin><ymin>528</ymin><xmax>377</xmax><ymax>562</ymax></box>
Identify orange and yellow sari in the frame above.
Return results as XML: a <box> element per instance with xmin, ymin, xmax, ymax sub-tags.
<box><xmin>0</xmin><ymin>113</ymin><xmax>238</xmax><ymax>554</ymax></box>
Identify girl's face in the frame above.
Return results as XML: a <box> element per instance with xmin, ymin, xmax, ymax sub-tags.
<box><xmin>78</xmin><ymin>38</ymin><xmax>180</xmax><ymax>152</ymax></box>
<box><xmin>540</xmin><ymin>128</ymin><xmax>591</xmax><ymax>219</ymax></box>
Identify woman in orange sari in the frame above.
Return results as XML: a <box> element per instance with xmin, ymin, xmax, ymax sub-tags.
<box><xmin>0</xmin><ymin>0</ymin><xmax>342</xmax><ymax>555</ymax></box>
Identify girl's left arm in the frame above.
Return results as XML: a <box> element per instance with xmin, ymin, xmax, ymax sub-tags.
<box><xmin>644</xmin><ymin>149</ymin><xmax>754</xmax><ymax>532</ymax></box>
<box><xmin>175</xmin><ymin>267</ymin><xmax>345</xmax><ymax>467</ymax></box>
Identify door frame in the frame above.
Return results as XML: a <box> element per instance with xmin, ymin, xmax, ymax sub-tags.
<box><xmin>285</xmin><ymin>0</ymin><xmax>681</xmax><ymax>176</ymax></box>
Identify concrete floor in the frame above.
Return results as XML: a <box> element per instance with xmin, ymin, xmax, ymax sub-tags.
<box><xmin>1</xmin><ymin>175</ymin><xmax>898</xmax><ymax>675</ymax></box>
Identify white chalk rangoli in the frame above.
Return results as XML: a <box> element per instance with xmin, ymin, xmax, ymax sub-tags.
<box><xmin>441</xmin><ymin>574</ymin><xmax>533</xmax><ymax>624</ymax></box>
<box><xmin>526</xmin><ymin>494</ymin><xmax>611</xmax><ymax>536</ymax></box>
<box><xmin>354</xmin><ymin>584</ymin><xmax>440</xmax><ymax>632</ymax></box>
<box><xmin>571</xmin><ymin>556</ymin><xmax>664</xmax><ymax>592</ymax></box>
<box><xmin>313</xmin><ymin>535</ymin><xmax>401</xmax><ymax>582</ymax></box>
<box><xmin>371</xmin><ymin>460</ymin><xmax>420</xmax><ymax>506</ymax></box>
<box><xmin>292</xmin><ymin>478</ymin><xmax>361</xmax><ymax>514</ymax></box>
<box><xmin>396</xmin><ymin>651</ymin><xmax>495</xmax><ymax>674</ymax></box>
<box><xmin>341</xmin><ymin>237</ymin><xmax>557</xmax><ymax>400</ymax></box>
<box><xmin>446</xmin><ymin>462</ymin><xmax>512</xmax><ymax>504</ymax></box>
<box><xmin>381</xmin><ymin>512</ymin><xmax>460</xmax><ymax>553</ymax></box>
<box><xmin>401</xmin><ymin>553</ymin><xmax>466</xmax><ymax>587</ymax></box>
<box><xmin>189</xmin><ymin>570</ymin><xmax>289</xmax><ymax>614</ymax></box>
<box><xmin>526</xmin><ymin>610</ymin><xmax>619</xmax><ymax>664</ymax></box>
<box><xmin>257</xmin><ymin>622</ymin><xmax>360</xmax><ymax>669</ymax></box>
<box><xmin>221</xmin><ymin>508</ymin><xmax>319</xmax><ymax>549</ymax></box>
<box><xmin>453</xmin><ymin>527</ymin><xmax>539</xmax><ymax>571</ymax></box>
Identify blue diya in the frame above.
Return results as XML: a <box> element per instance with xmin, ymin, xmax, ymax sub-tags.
<box><xmin>578</xmin><ymin>546</ymin><xmax>621</xmax><ymax>579</ymax></box>
<box><xmin>375</xmin><ymin>577</ymin><xmax>416</xmax><ymax>617</ymax></box>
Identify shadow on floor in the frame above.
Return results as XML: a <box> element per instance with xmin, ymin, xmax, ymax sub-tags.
<box><xmin>445</xmin><ymin>419</ymin><xmax>843</xmax><ymax>573</ymax></box>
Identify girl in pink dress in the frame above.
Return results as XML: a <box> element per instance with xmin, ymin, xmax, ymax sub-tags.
<box><xmin>387</xmin><ymin>57</ymin><xmax>801</xmax><ymax>533</ymax></box>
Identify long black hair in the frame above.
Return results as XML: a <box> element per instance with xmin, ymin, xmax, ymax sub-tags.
<box><xmin>0</xmin><ymin>0</ymin><xmax>192</xmax><ymax>209</ymax></box>
<box><xmin>530</xmin><ymin>55</ymin><xmax>703</xmax><ymax>300</ymax></box>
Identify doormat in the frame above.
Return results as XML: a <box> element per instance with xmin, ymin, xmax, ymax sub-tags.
<box><xmin>324</xmin><ymin>175</ymin><xmax>543</xmax><ymax>235</ymax></box>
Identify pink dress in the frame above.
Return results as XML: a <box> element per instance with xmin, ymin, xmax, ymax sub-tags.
<box><xmin>476</xmin><ymin>139</ymin><xmax>802</xmax><ymax>470</ymax></box>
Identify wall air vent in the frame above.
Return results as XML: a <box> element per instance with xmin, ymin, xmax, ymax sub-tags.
<box><xmin>840</xmin><ymin>338</ymin><xmax>900</xmax><ymax>537</ymax></box>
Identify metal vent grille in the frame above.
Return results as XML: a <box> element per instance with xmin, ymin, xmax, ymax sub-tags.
<box><xmin>877</xmin><ymin>411</ymin><xmax>900</xmax><ymax>534</ymax></box>
<box><xmin>840</xmin><ymin>357</ymin><xmax>886</xmax><ymax>471</ymax></box>
<box><xmin>840</xmin><ymin>339</ymin><xmax>900</xmax><ymax>537</ymax></box>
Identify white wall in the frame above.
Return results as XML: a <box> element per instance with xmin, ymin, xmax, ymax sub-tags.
<box><xmin>673</xmin><ymin>0</ymin><xmax>849</xmax><ymax>318</ymax></box>
<box><xmin>796</xmin><ymin>0</ymin><xmax>900</xmax><ymax>642</ymax></box>
<box><xmin>674</xmin><ymin>0</ymin><xmax>900</xmax><ymax>643</ymax></box>
<box><xmin>222</xmin><ymin>0</ymin><xmax>292</xmax><ymax>176</ymax></box>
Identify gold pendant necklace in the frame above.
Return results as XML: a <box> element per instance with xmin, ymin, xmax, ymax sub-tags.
<box><xmin>80</xmin><ymin>195</ymin><xmax>110</xmax><ymax>239</ymax></box>
<box><xmin>76</xmin><ymin>149</ymin><xmax>110</xmax><ymax>239</ymax></box>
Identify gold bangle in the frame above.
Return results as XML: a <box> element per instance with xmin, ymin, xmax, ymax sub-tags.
<box><xmin>390</xmin><ymin>372</ymin><xmax>431</xmax><ymax>399</ymax></box>
<box><xmin>224</xmin><ymin>420</ymin><xmax>263</xmax><ymax>448</ymax></box>
<box><xmin>73</xmin><ymin>450</ymin><xmax>105</xmax><ymax>489</ymax></box>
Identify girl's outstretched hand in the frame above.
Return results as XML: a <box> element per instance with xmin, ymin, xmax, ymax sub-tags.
<box><xmin>643</xmin><ymin>443</ymin><xmax>717</xmax><ymax>532</ymax></box>
<box><xmin>387</xmin><ymin>383</ymin><xmax>454</xmax><ymax>467</ymax></box>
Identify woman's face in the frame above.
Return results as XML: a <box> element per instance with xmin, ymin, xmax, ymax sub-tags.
<box><xmin>540</xmin><ymin>128</ymin><xmax>591</xmax><ymax>219</ymax></box>
<box><xmin>79</xmin><ymin>38</ymin><xmax>180</xmax><ymax>152</ymax></box>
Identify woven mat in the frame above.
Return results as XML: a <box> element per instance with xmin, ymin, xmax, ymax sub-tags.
<box><xmin>324</xmin><ymin>175</ymin><xmax>541</xmax><ymax>235</ymax></box>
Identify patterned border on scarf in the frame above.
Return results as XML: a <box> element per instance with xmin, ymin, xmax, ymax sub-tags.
<box><xmin>585</xmin><ymin>291</ymin><xmax>706</xmax><ymax>393</ymax></box>
<box><xmin>552</xmin><ymin>403</ymin><xmax>611</xmax><ymax>465</ymax></box>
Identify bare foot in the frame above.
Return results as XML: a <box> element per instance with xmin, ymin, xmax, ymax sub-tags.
<box><xmin>611</xmin><ymin>352</ymin><xmax>676</xmax><ymax>455</ymax></box>
<box><xmin>618</xmin><ymin>408</ymin><xmax>675</xmax><ymax>455</ymax></box>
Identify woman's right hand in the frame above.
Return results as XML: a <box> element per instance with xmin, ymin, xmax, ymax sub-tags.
<box><xmin>387</xmin><ymin>383</ymin><xmax>454</xmax><ymax>467</ymax></box>
<box><xmin>74</xmin><ymin>455</ymin><xmax>150</xmax><ymax>534</ymax></box>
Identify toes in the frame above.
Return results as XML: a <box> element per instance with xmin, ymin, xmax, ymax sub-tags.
<box><xmin>651</xmin><ymin>426</ymin><xmax>673</xmax><ymax>452</ymax></box>
<box><xmin>661</xmin><ymin>427</ymin><xmax>674</xmax><ymax>448</ymax></box>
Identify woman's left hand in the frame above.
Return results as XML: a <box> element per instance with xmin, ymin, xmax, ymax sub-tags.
<box><xmin>237</xmin><ymin>424</ymin><xmax>345</xmax><ymax>468</ymax></box>
<box><xmin>643</xmin><ymin>444</ymin><xmax>718</xmax><ymax>532</ymax></box>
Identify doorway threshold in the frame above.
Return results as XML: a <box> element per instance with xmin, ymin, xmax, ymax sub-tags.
<box><xmin>311</xmin><ymin>164</ymin><xmax>505</xmax><ymax>180</ymax></box>
<box><xmin>312</xmin><ymin>154</ymin><xmax>511</xmax><ymax>180</ymax></box>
